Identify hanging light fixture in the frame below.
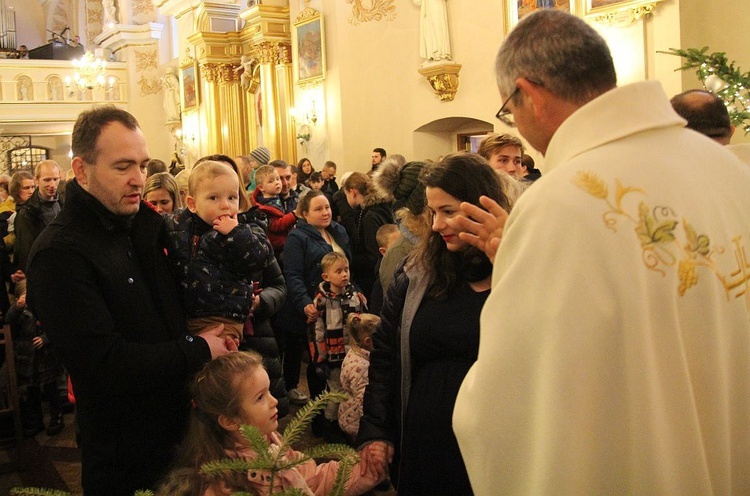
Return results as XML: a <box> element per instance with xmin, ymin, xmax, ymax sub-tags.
<box><xmin>65</xmin><ymin>51</ymin><xmax>115</xmax><ymax>93</ymax></box>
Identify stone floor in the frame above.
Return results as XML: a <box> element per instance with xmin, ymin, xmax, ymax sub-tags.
<box><xmin>0</xmin><ymin>372</ymin><xmax>396</xmax><ymax>495</ymax></box>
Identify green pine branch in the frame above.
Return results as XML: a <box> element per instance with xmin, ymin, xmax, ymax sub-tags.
<box><xmin>281</xmin><ymin>390</ymin><xmax>348</xmax><ymax>447</ymax></box>
<box><xmin>659</xmin><ymin>47</ymin><xmax>750</xmax><ymax>133</ymax></box>
<box><xmin>199</xmin><ymin>390</ymin><xmax>355</xmax><ymax>495</ymax></box>
<box><xmin>14</xmin><ymin>391</ymin><xmax>356</xmax><ymax>496</ymax></box>
<box><xmin>10</xmin><ymin>489</ymin><xmax>72</xmax><ymax>496</ymax></box>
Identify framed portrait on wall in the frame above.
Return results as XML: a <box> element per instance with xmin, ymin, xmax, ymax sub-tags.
<box><xmin>293</xmin><ymin>7</ymin><xmax>326</xmax><ymax>86</ymax></box>
<box><xmin>505</xmin><ymin>1</ymin><xmax>575</xmax><ymax>32</ymax></box>
<box><xmin>180</xmin><ymin>61</ymin><xmax>199</xmax><ymax>111</ymax></box>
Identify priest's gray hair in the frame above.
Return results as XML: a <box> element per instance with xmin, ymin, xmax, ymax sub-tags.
<box><xmin>495</xmin><ymin>9</ymin><xmax>616</xmax><ymax>105</ymax></box>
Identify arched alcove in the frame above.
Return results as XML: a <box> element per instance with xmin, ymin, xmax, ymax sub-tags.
<box><xmin>413</xmin><ymin>116</ymin><xmax>493</xmax><ymax>162</ymax></box>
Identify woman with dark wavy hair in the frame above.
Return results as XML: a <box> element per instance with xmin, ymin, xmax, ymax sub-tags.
<box><xmin>357</xmin><ymin>152</ymin><xmax>510</xmax><ymax>495</ymax></box>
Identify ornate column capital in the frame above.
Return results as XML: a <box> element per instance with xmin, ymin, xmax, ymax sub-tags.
<box><xmin>201</xmin><ymin>63</ymin><xmax>221</xmax><ymax>83</ymax></box>
<box><xmin>255</xmin><ymin>41</ymin><xmax>280</xmax><ymax>65</ymax></box>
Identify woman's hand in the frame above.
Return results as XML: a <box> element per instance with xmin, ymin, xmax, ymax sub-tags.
<box><xmin>456</xmin><ymin>195</ymin><xmax>509</xmax><ymax>263</ymax></box>
<box><xmin>359</xmin><ymin>441</ymin><xmax>394</xmax><ymax>479</ymax></box>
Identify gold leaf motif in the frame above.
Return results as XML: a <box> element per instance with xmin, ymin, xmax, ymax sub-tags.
<box><xmin>345</xmin><ymin>0</ymin><xmax>397</xmax><ymax>26</ymax></box>
<box><xmin>135</xmin><ymin>49</ymin><xmax>158</xmax><ymax>72</ymax></box>
<box><xmin>571</xmin><ymin>170</ymin><xmax>747</xmax><ymax>303</ymax></box>
<box><xmin>573</xmin><ymin>170</ymin><xmax>608</xmax><ymax>199</ymax></box>
<box><xmin>133</xmin><ymin>0</ymin><xmax>156</xmax><ymax>16</ymax></box>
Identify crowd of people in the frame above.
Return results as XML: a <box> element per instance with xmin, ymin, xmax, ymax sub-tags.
<box><xmin>1</xmin><ymin>8</ymin><xmax>748</xmax><ymax>496</ymax></box>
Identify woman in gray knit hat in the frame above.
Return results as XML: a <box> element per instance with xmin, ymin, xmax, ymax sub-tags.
<box><xmin>371</xmin><ymin>159</ymin><xmax>430</xmax><ymax>291</ymax></box>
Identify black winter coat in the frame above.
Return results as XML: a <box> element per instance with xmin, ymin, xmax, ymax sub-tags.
<box><xmin>27</xmin><ymin>180</ymin><xmax>211</xmax><ymax>496</ymax></box>
<box><xmin>14</xmin><ymin>189</ymin><xmax>60</xmax><ymax>271</ymax></box>
<box><xmin>240</xmin><ymin>251</ymin><xmax>290</xmax><ymax>418</ymax></box>
<box><xmin>163</xmin><ymin>207</ymin><xmax>270</xmax><ymax>322</ymax></box>
<box><xmin>351</xmin><ymin>200</ymin><xmax>393</xmax><ymax>299</ymax></box>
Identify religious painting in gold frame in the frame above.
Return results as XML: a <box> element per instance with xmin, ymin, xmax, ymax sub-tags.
<box><xmin>294</xmin><ymin>7</ymin><xmax>326</xmax><ymax>86</ymax></box>
<box><xmin>180</xmin><ymin>58</ymin><xmax>199</xmax><ymax>111</ymax></box>
<box><xmin>505</xmin><ymin>1</ymin><xmax>574</xmax><ymax>32</ymax></box>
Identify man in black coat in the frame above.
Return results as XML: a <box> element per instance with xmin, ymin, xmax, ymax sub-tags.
<box><xmin>26</xmin><ymin>106</ymin><xmax>237</xmax><ymax>496</ymax></box>
<box><xmin>14</xmin><ymin>159</ymin><xmax>61</xmax><ymax>272</ymax></box>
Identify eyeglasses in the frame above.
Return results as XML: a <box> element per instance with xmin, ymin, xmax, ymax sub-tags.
<box><xmin>495</xmin><ymin>87</ymin><xmax>520</xmax><ymax>127</ymax></box>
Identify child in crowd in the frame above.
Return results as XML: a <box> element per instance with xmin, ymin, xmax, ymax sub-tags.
<box><xmin>158</xmin><ymin>351</ymin><xmax>382</xmax><ymax>495</ymax></box>
<box><xmin>368</xmin><ymin>223</ymin><xmax>400</xmax><ymax>315</ymax></box>
<box><xmin>375</xmin><ymin>223</ymin><xmax>400</xmax><ymax>258</ymax></box>
<box><xmin>164</xmin><ymin>160</ymin><xmax>270</xmax><ymax>342</ymax></box>
<box><xmin>338</xmin><ymin>313</ymin><xmax>379</xmax><ymax>439</ymax></box>
<box><xmin>310</xmin><ymin>252</ymin><xmax>366</xmax><ymax>435</ymax></box>
<box><xmin>251</xmin><ymin>165</ymin><xmax>298</xmax><ymax>258</ymax></box>
<box><xmin>7</xmin><ymin>280</ymin><xmax>65</xmax><ymax>436</ymax></box>
<box><xmin>307</xmin><ymin>171</ymin><xmax>324</xmax><ymax>193</ymax></box>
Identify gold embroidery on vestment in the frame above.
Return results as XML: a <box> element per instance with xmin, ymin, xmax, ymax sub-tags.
<box><xmin>573</xmin><ymin>170</ymin><xmax>749</xmax><ymax>308</ymax></box>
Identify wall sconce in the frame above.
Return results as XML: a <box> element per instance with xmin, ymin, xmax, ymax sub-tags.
<box><xmin>290</xmin><ymin>99</ymin><xmax>318</xmax><ymax>146</ymax></box>
<box><xmin>172</xmin><ymin>127</ymin><xmax>187</xmax><ymax>158</ymax></box>
<box><xmin>291</xmin><ymin>99</ymin><xmax>318</xmax><ymax>127</ymax></box>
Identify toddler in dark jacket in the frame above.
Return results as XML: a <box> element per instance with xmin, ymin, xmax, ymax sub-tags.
<box><xmin>164</xmin><ymin>160</ymin><xmax>270</xmax><ymax>342</ymax></box>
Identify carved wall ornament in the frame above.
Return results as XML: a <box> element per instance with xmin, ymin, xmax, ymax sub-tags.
<box><xmin>133</xmin><ymin>0</ymin><xmax>157</xmax><ymax>17</ymax></box>
<box><xmin>135</xmin><ymin>47</ymin><xmax>161</xmax><ymax>96</ymax></box>
<box><xmin>256</xmin><ymin>41</ymin><xmax>281</xmax><ymax>65</ymax></box>
<box><xmin>217</xmin><ymin>63</ymin><xmax>240</xmax><ymax>84</ymax></box>
<box><xmin>418</xmin><ymin>62</ymin><xmax>461</xmax><ymax>101</ymax></box>
<box><xmin>345</xmin><ymin>0</ymin><xmax>397</xmax><ymax>25</ymax></box>
<box><xmin>583</xmin><ymin>0</ymin><xmax>666</xmax><ymax>26</ymax></box>
<box><xmin>201</xmin><ymin>63</ymin><xmax>221</xmax><ymax>83</ymax></box>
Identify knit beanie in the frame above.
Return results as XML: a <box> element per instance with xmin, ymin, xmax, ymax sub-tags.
<box><xmin>373</xmin><ymin>160</ymin><xmax>427</xmax><ymax>215</ymax></box>
<box><xmin>249</xmin><ymin>146</ymin><xmax>270</xmax><ymax>165</ymax></box>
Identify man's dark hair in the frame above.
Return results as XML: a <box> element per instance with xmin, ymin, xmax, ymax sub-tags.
<box><xmin>373</xmin><ymin>148</ymin><xmax>387</xmax><ymax>158</ymax></box>
<box><xmin>270</xmin><ymin>159</ymin><xmax>289</xmax><ymax>169</ymax></box>
<box><xmin>72</xmin><ymin>106</ymin><xmax>139</xmax><ymax>164</ymax></box>
<box><xmin>670</xmin><ymin>89</ymin><xmax>732</xmax><ymax>141</ymax></box>
<box><xmin>146</xmin><ymin>159</ymin><xmax>167</xmax><ymax>177</ymax></box>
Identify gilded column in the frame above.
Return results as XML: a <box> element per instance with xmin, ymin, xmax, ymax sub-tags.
<box><xmin>256</xmin><ymin>41</ymin><xmax>281</xmax><ymax>160</ymax></box>
<box><xmin>200</xmin><ymin>63</ymin><xmax>222</xmax><ymax>156</ymax></box>
<box><xmin>217</xmin><ymin>62</ymin><xmax>248</xmax><ymax>157</ymax></box>
<box><xmin>275</xmin><ymin>42</ymin><xmax>296</xmax><ymax>165</ymax></box>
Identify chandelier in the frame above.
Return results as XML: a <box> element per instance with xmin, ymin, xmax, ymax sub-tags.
<box><xmin>65</xmin><ymin>51</ymin><xmax>115</xmax><ymax>92</ymax></box>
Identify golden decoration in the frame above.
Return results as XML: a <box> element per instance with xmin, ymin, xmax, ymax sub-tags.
<box><xmin>201</xmin><ymin>64</ymin><xmax>220</xmax><ymax>83</ymax></box>
<box><xmin>278</xmin><ymin>44</ymin><xmax>292</xmax><ymax>65</ymax></box>
<box><xmin>345</xmin><ymin>0</ymin><xmax>397</xmax><ymax>25</ymax></box>
<box><xmin>574</xmin><ymin>170</ymin><xmax>750</xmax><ymax>308</ymax></box>
<box><xmin>256</xmin><ymin>41</ymin><xmax>280</xmax><ymax>65</ymax></box>
<box><xmin>217</xmin><ymin>64</ymin><xmax>239</xmax><ymax>84</ymax></box>
<box><xmin>135</xmin><ymin>48</ymin><xmax>158</xmax><ymax>72</ymax></box>
<box><xmin>138</xmin><ymin>74</ymin><xmax>161</xmax><ymax>96</ymax></box>
<box><xmin>573</xmin><ymin>170</ymin><xmax>608</xmax><ymax>199</ymax></box>
<box><xmin>133</xmin><ymin>48</ymin><xmax>161</xmax><ymax>96</ymax></box>
<box><xmin>132</xmin><ymin>0</ymin><xmax>156</xmax><ymax>16</ymax></box>
<box><xmin>417</xmin><ymin>63</ymin><xmax>462</xmax><ymax>102</ymax></box>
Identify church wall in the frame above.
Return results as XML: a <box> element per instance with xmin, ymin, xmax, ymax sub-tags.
<box><xmin>676</xmin><ymin>0</ymin><xmax>750</xmax><ymax>143</ymax></box>
<box><xmin>292</xmin><ymin>1</ymin><xmax>510</xmax><ymax>174</ymax></box>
